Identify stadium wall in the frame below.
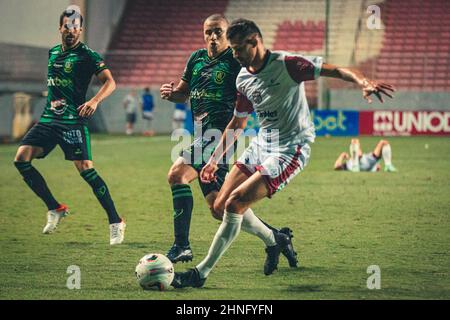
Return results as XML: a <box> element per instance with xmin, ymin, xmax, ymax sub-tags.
<box><xmin>86</xmin><ymin>87</ymin><xmax>177</xmax><ymax>134</ymax></box>
<box><xmin>0</xmin><ymin>95</ymin><xmax>14</xmax><ymax>137</ymax></box>
<box><xmin>86</xmin><ymin>0</ymin><xmax>127</xmax><ymax>54</ymax></box>
<box><xmin>0</xmin><ymin>0</ymin><xmax>71</xmax><ymax>48</ymax></box>
<box><xmin>0</xmin><ymin>88</ymin><xmax>178</xmax><ymax>137</ymax></box>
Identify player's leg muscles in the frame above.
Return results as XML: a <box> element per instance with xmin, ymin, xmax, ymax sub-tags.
<box><xmin>75</xmin><ymin>160</ymin><xmax>121</xmax><ymax>224</ymax></box>
<box><xmin>167</xmin><ymin>157</ymin><xmax>198</xmax><ymax>249</ymax></box>
<box><xmin>195</xmin><ymin>172</ymin><xmax>269</xmax><ymax>279</ymax></box>
<box><xmin>212</xmin><ymin>165</ymin><xmax>249</xmax><ymax>219</ymax></box>
<box><xmin>374</xmin><ymin>140</ymin><xmax>395</xmax><ymax>170</ymax></box>
<box><xmin>373</xmin><ymin>139</ymin><xmax>389</xmax><ymax>158</ymax></box>
<box><xmin>14</xmin><ymin>146</ymin><xmax>60</xmax><ymax>210</ymax></box>
<box><xmin>215</xmin><ymin>165</ymin><xmax>278</xmax><ymax>245</ymax></box>
<box><xmin>225</xmin><ymin>171</ymin><xmax>269</xmax><ymax>214</ymax></box>
<box><xmin>15</xmin><ymin>145</ymin><xmax>44</xmax><ymax>161</ymax></box>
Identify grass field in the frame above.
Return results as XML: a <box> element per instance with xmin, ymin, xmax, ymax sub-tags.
<box><xmin>0</xmin><ymin>135</ymin><xmax>449</xmax><ymax>300</ymax></box>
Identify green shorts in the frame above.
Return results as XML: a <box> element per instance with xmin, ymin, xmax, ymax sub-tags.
<box><xmin>20</xmin><ymin>122</ymin><xmax>92</xmax><ymax>161</ymax></box>
<box><xmin>180</xmin><ymin>136</ymin><xmax>234</xmax><ymax>197</ymax></box>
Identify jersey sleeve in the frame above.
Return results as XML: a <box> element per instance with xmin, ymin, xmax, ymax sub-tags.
<box><xmin>181</xmin><ymin>51</ymin><xmax>197</xmax><ymax>83</ymax></box>
<box><xmin>234</xmin><ymin>91</ymin><xmax>254</xmax><ymax>118</ymax></box>
<box><xmin>284</xmin><ymin>54</ymin><xmax>323</xmax><ymax>83</ymax></box>
<box><xmin>89</xmin><ymin>50</ymin><xmax>108</xmax><ymax>75</ymax></box>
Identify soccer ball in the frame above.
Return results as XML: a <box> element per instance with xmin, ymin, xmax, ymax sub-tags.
<box><xmin>135</xmin><ymin>253</ymin><xmax>174</xmax><ymax>291</ymax></box>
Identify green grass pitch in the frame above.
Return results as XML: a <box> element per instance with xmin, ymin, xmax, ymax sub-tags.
<box><xmin>0</xmin><ymin>135</ymin><xmax>449</xmax><ymax>299</ymax></box>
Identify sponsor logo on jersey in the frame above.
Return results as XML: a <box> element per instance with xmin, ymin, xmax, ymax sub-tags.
<box><xmin>268</xmin><ymin>78</ymin><xmax>281</xmax><ymax>87</ymax></box>
<box><xmin>190</xmin><ymin>88</ymin><xmax>223</xmax><ymax>101</ymax></box>
<box><xmin>251</xmin><ymin>90</ymin><xmax>263</xmax><ymax>104</ymax></box>
<box><xmin>50</xmin><ymin>99</ymin><xmax>68</xmax><ymax>115</ymax></box>
<box><xmin>47</xmin><ymin>77</ymin><xmax>73</xmax><ymax>88</ymax></box>
<box><xmin>64</xmin><ymin>60</ymin><xmax>73</xmax><ymax>73</ymax></box>
<box><xmin>214</xmin><ymin>70</ymin><xmax>225</xmax><ymax>84</ymax></box>
<box><xmin>257</xmin><ymin>110</ymin><xmax>278</xmax><ymax>119</ymax></box>
<box><xmin>192</xmin><ymin>63</ymin><xmax>202</xmax><ymax>76</ymax></box>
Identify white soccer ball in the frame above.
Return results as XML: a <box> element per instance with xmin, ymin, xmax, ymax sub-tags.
<box><xmin>135</xmin><ymin>253</ymin><xmax>174</xmax><ymax>291</ymax></box>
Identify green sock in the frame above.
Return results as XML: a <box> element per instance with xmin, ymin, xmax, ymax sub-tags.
<box><xmin>14</xmin><ymin>161</ymin><xmax>59</xmax><ymax>210</ymax></box>
<box><xmin>81</xmin><ymin>168</ymin><xmax>121</xmax><ymax>224</ymax></box>
<box><xmin>171</xmin><ymin>184</ymin><xmax>193</xmax><ymax>247</ymax></box>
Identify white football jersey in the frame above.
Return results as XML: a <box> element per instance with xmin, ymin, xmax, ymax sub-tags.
<box><xmin>234</xmin><ymin>51</ymin><xmax>323</xmax><ymax>149</ymax></box>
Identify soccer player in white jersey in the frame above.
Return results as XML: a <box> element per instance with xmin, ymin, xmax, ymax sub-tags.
<box><xmin>334</xmin><ymin>138</ymin><xmax>397</xmax><ymax>172</ymax></box>
<box><xmin>171</xmin><ymin>18</ymin><xmax>395</xmax><ymax>288</ymax></box>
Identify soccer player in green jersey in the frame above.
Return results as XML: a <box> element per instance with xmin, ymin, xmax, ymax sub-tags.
<box><xmin>13</xmin><ymin>8</ymin><xmax>126</xmax><ymax>245</ymax></box>
<box><xmin>160</xmin><ymin>14</ymin><xmax>297</xmax><ymax>273</ymax></box>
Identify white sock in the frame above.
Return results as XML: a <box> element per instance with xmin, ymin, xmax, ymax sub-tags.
<box><xmin>382</xmin><ymin>144</ymin><xmax>392</xmax><ymax>166</ymax></box>
<box><xmin>241</xmin><ymin>208</ymin><xmax>276</xmax><ymax>247</ymax></box>
<box><xmin>196</xmin><ymin>211</ymin><xmax>243</xmax><ymax>279</ymax></box>
<box><xmin>350</xmin><ymin>142</ymin><xmax>359</xmax><ymax>163</ymax></box>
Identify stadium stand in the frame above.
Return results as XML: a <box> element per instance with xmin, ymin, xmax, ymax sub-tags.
<box><xmin>107</xmin><ymin>0</ymin><xmax>229</xmax><ymax>86</ymax></box>
<box><xmin>104</xmin><ymin>0</ymin><xmax>450</xmax><ymax>95</ymax></box>
<box><xmin>0</xmin><ymin>43</ymin><xmax>48</xmax><ymax>83</ymax></box>
<box><xmin>355</xmin><ymin>0</ymin><xmax>450</xmax><ymax>91</ymax></box>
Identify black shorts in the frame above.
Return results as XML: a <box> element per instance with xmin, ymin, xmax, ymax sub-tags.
<box><xmin>20</xmin><ymin>122</ymin><xmax>92</xmax><ymax>161</ymax></box>
<box><xmin>180</xmin><ymin>136</ymin><xmax>235</xmax><ymax>197</ymax></box>
<box><xmin>126</xmin><ymin>113</ymin><xmax>137</xmax><ymax>124</ymax></box>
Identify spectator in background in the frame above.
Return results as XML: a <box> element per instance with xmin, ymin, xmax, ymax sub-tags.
<box><xmin>123</xmin><ymin>89</ymin><xmax>138</xmax><ymax>135</ymax></box>
<box><xmin>172</xmin><ymin>102</ymin><xmax>187</xmax><ymax>130</ymax></box>
<box><xmin>142</xmin><ymin>87</ymin><xmax>155</xmax><ymax>136</ymax></box>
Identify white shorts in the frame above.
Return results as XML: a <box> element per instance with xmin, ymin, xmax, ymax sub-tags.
<box><xmin>235</xmin><ymin>140</ymin><xmax>311</xmax><ymax>198</ymax></box>
<box><xmin>142</xmin><ymin>111</ymin><xmax>154</xmax><ymax>120</ymax></box>
<box><xmin>345</xmin><ymin>153</ymin><xmax>380</xmax><ymax>172</ymax></box>
<box><xmin>173</xmin><ymin>109</ymin><xmax>186</xmax><ymax>121</ymax></box>
<box><xmin>360</xmin><ymin>153</ymin><xmax>380</xmax><ymax>171</ymax></box>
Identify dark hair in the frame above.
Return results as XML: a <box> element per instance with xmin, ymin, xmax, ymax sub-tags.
<box><xmin>59</xmin><ymin>9</ymin><xmax>84</xmax><ymax>27</ymax></box>
<box><xmin>144</xmin><ymin>87</ymin><xmax>150</xmax><ymax>93</ymax></box>
<box><xmin>226</xmin><ymin>18</ymin><xmax>262</xmax><ymax>41</ymax></box>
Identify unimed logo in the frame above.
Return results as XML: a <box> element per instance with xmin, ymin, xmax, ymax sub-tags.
<box><xmin>373</xmin><ymin>111</ymin><xmax>450</xmax><ymax>135</ymax></box>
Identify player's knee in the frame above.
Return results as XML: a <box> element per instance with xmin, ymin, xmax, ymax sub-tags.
<box><xmin>212</xmin><ymin>201</ymin><xmax>225</xmax><ymax>220</ymax></box>
<box><xmin>14</xmin><ymin>147</ymin><xmax>31</xmax><ymax>162</ymax></box>
<box><xmin>75</xmin><ymin>160</ymin><xmax>93</xmax><ymax>173</ymax></box>
<box><xmin>224</xmin><ymin>191</ymin><xmax>244</xmax><ymax>213</ymax></box>
<box><xmin>210</xmin><ymin>206</ymin><xmax>223</xmax><ymax>221</ymax></box>
<box><xmin>14</xmin><ymin>153</ymin><xmax>28</xmax><ymax>162</ymax></box>
<box><xmin>167</xmin><ymin>169</ymin><xmax>183</xmax><ymax>185</ymax></box>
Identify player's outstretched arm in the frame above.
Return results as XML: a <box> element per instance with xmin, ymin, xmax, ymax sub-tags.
<box><xmin>160</xmin><ymin>80</ymin><xmax>189</xmax><ymax>103</ymax></box>
<box><xmin>320</xmin><ymin>63</ymin><xmax>395</xmax><ymax>104</ymax></box>
<box><xmin>78</xmin><ymin>69</ymin><xmax>116</xmax><ymax>117</ymax></box>
<box><xmin>200</xmin><ymin>115</ymin><xmax>248</xmax><ymax>183</ymax></box>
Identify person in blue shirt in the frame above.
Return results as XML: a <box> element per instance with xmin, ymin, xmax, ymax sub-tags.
<box><xmin>141</xmin><ymin>87</ymin><xmax>155</xmax><ymax>136</ymax></box>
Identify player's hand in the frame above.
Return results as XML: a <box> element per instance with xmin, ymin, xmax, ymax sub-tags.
<box><xmin>200</xmin><ymin>159</ymin><xmax>219</xmax><ymax>183</ymax></box>
<box><xmin>160</xmin><ymin>82</ymin><xmax>175</xmax><ymax>100</ymax></box>
<box><xmin>361</xmin><ymin>79</ymin><xmax>395</xmax><ymax>104</ymax></box>
<box><xmin>77</xmin><ymin>99</ymin><xmax>99</xmax><ymax>117</ymax></box>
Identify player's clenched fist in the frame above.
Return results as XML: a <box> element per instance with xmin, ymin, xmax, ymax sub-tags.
<box><xmin>200</xmin><ymin>160</ymin><xmax>219</xmax><ymax>183</ymax></box>
<box><xmin>160</xmin><ymin>81</ymin><xmax>175</xmax><ymax>100</ymax></box>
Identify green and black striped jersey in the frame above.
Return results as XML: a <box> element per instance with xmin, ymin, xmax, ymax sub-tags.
<box><xmin>40</xmin><ymin>42</ymin><xmax>108</xmax><ymax>125</ymax></box>
<box><xmin>182</xmin><ymin>47</ymin><xmax>241</xmax><ymax>132</ymax></box>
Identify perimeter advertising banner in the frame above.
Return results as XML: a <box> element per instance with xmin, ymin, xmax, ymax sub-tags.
<box><xmin>186</xmin><ymin>110</ymin><xmax>450</xmax><ymax>136</ymax></box>
<box><xmin>311</xmin><ymin>110</ymin><xmax>359</xmax><ymax>136</ymax></box>
<box><xmin>359</xmin><ymin>110</ymin><xmax>450</xmax><ymax>136</ymax></box>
